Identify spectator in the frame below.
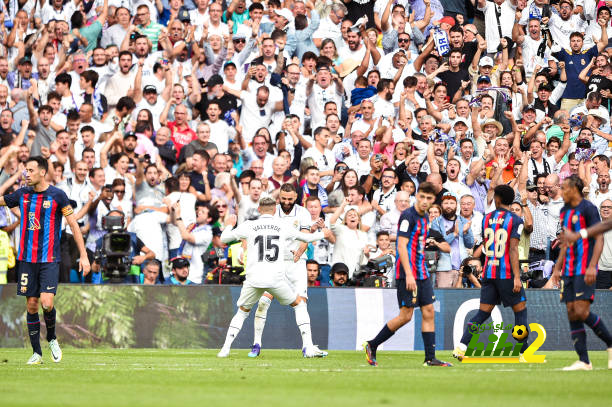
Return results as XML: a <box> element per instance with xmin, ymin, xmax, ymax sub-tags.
<box><xmin>168</xmin><ymin>257</ymin><xmax>196</xmax><ymax>285</ymax></box>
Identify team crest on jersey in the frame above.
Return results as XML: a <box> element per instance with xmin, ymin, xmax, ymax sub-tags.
<box><xmin>43</xmin><ymin>200</ymin><xmax>51</xmax><ymax>209</ymax></box>
<box><xmin>581</xmin><ymin>59</ymin><xmax>585</xmax><ymax>65</ymax></box>
<box><xmin>572</xmin><ymin>215</ymin><xmax>578</xmax><ymax>224</ymax></box>
<box><xmin>20</xmin><ymin>286</ymin><xmax>27</xmax><ymax>293</ymax></box>
<box><xmin>28</xmin><ymin>213</ymin><xmax>41</xmax><ymax>231</ymax></box>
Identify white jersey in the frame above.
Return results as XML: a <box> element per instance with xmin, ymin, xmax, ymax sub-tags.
<box><xmin>220</xmin><ymin>214</ymin><xmax>323</xmax><ymax>288</ymax></box>
<box><xmin>275</xmin><ymin>204</ymin><xmax>312</xmax><ymax>261</ymax></box>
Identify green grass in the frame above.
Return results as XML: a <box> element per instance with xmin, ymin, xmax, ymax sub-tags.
<box><xmin>0</xmin><ymin>349</ymin><xmax>610</xmax><ymax>406</ymax></box>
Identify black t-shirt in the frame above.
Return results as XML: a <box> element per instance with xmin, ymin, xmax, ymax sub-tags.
<box><xmin>195</xmin><ymin>93</ymin><xmax>238</xmax><ymax>121</ymax></box>
<box><xmin>586</xmin><ymin>74</ymin><xmax>612</xmax><ymax>113</ymax></box>
<box><xmin>460</xmin><ymin>42</ymin><xmax>478</xmax><ymax>70</ymax></box>
<box><xmin>360</xmin><ymin>173</ymin><xmax>382</xmax><ymax>201</ymax></box>
<box><xmin>345</xmin><ymin>0</ymin><xmax>376</xmax><ymax>29</ymax></box>
<box><xmin>438</xmin><ymin>68</ymin><xmax>471</xmax><ymax>100</ymax></box>
<box><xmin>425</xmin><ymin>229</ymin><xmax>445</xmax><ymax>253</ymax></box>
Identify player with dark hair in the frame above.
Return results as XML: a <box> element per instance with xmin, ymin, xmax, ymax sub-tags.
<box><xmin>453</xmin><ymin>185</ymin><xmax>529</xmax><ymax>361</ymax></box>
<box><xmin>552</xmin><ymin>175</ymin><xmax>612</xmax><ymax>370</ymax></box>
<box><xmin>364</xmin><ymin>182</ymin><xmax>452</xmax><ymax>367</ymax></box>
<box><xmin>0</xmin><ymin>156</ymin><xmax>90</xmax><ymax>364</ymax></box>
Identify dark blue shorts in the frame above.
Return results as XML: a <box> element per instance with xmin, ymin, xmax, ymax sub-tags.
<box><xmin>396</xmin><ymin>278</ymin><xmax>435</xmax><ymax>308</ymax></box>
<box><xmin>480</xmin><ymin>278</ymin><xmax>526</xmax><ymax>308</ymax></box>
<box><xmin>560</xmin><ymin>275</ymin><xmax>595</xmax><ymax>303</ymax></box>
<box><xmin>16</xmin><ymin>262</ymin><xmax>59</xmax><ymax>297</ymax></box>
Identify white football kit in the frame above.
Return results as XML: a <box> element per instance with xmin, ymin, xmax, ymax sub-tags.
<box><xmin>220</xmin><ymin>214</ymin><xmax>324</xmax><ymax>308</ymax></box>
<box><xmin>275</xmin><ymin>204</ymin><xmax>312</xmax><ymax>298</ymax></box>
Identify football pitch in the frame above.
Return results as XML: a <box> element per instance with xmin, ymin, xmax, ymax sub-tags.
<box><xmin>0</xmin><ymin>349</ymin><xmax>610</xmax><ymax>407</ymax></box>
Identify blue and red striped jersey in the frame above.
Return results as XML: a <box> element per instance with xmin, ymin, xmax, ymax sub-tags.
<box><xmin>482</xmin><ymin>209</ymin><xmax>523</xmax><ymax>279</ymax></box>
<box><xmin>4</xmin><ymin>186</ymin><xmax>73</xmax><ymax>263</ymax></box>
<box><xmin>560</xmin><ymin>199</ymin><xmax>600</xmax><ymax>277</ymax></box>
<box><xmin>396</xmin><ymin>206</ymin><xmax>429</xmax><ymax>280</ymax></box>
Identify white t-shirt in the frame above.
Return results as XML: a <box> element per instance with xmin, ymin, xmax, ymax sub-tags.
<box><xmin>127</xmin><ymin>211</ymin><xmax>168</xmax><ymax>261</ymax></box>
<box><xmin>275</xmin><ymin>204</ymin><xmax>312</xmax><ymax>260</ymax></box>
<box><xmin>182</xmin><ymin>223</ymin><xmax>213</xmax><ymax>284</ymax></box>
<box><xmin>206</xmin><ymin>119</ymin><xmax>236</xmax><ymax>154</ymax></box>
<box><xmin>478</xmin><ymin>0</ymin><xmax>516</xmax><ymax>54</ymax></box>
<box><xmin>302</xmin><ymin>147</ymin><xmax>336</xmax><ymax>187</ymax></box>
<box><xmin>220</xmin><ymin>214</ymin><xmax>324</xmax><ymax>288</ymax></box>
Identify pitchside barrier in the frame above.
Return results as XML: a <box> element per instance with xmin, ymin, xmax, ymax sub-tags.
<box><xmin>0</xmin><ymin>285</ymin><xmax>611</xmax><ymax>351</ymax></box>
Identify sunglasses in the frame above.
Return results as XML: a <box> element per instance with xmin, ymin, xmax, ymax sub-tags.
<box><xmin>216</xmin><ymin>204</ymin><xmax>228</xmax><ymax>208</ymax></box>
<box><xmin>113</xmin><ymin>189</ymin><xmax>125</xmax><ymax>194</ymax></box>
<box><xmin>233</xmin><ymin>38</ymin><xmax>246</xmax><ymax>44</ymax></box>
<box><xmin>398</xmin><ymin>38</ymin><xmax>410</xmax><ymax>43</ymax></box>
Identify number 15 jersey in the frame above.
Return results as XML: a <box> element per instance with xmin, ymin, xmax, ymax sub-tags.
<box><xmin>482</xmin><ymin>209</ymin><xmax>523</xmax><ymax>280</ymax></box>
<box><xmin>220</xmin><ymin>214</ymin><xmax>324</xmax><ymax>288</ymax></box>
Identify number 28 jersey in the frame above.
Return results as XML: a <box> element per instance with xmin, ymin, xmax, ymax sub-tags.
<box><xmin>220</xmin><ymin>214</ymin><xmax>324</xmax><ymax>288</ymax></box>
<box><xmin>482</xmin><ymin>209</ymin><xmax>523</xmax><ymax>280</ymax></box>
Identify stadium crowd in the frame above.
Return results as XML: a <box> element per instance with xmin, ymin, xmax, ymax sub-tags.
<box><xmin>0</xmin><ymin>0</ymin><xmax>611</xmax><ymax>289</ymax></box>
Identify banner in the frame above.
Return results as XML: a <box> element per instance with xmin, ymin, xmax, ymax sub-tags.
<box><xmin>1</xmin><ymin>285</ymin><xmax>611</xmax><ymax>350</ymax></box>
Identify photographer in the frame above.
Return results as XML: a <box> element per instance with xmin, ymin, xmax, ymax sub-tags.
<box><xmin>91</xmin><ymin>210</ymin><xmax>156</xmax><ymax>283</ymax></box>
<box><xmin>455</xmin><ymin>257</ymin><xmax>483</xmax><ymax>288</ymax></box>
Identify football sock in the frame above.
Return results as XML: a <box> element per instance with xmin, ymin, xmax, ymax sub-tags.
<box><xmin>460</xmin><ymin>310</ymin><xmax>491</xmax><ymax>345</ymax></box>
<box><xmin>222</xmin><ymin>309</ymin><xmax>249</xmax><ymax>350</ymax></box>
<box><xmin>293</xmin><ymin>302</ymin><xmax>313</xmax><ymax>349</ymax></box>
<box><xmin>369</xmin><ymin>324</ymin><xmax>395</xmax><ymax>350</ymax></box>
<box><xmin>569</xmin><ymin>320</ymin><xmax>589</xmax><ymax>364</ymax></box>
<box><xmin>584</xmin><ymin>312</ymin><xmax>612</xmax><ymax>347</ymax></box>
<box><xmin>513</xmin><ymin>308</ymin><xmax>529</xmax><ymax>353</ymax></box>
<box><xmin>43</xmin><ymin>307</ymin><xmax>56</xmax><ymax>342</ymax></box>
<box><xmin>253</xmin><ymin>296</ymin><xmax>271</xmax><ymax>346</ymax></box>
<box><xmin>27</xmin><ymin>312</ymin><xmax>42</xmax><ymax>356</ymax></box>
<box><xmin>422</xmin><ymin>331</ymin><xmax>436</xmax><ymax>361</ymax></box>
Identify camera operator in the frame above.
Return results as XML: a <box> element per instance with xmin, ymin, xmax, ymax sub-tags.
<box><xmin>91</xmin><ymin>210</ymin><xmax>156</xmax><ymax>283</ymax></box>
<box><xmin>424</xmin><ymin>227</ymin><xmax>451</xmax><ymax>286</ymax></box>
<box><xmin>168</xmin><ymin>257</ymin><xmax>195</xmax><ymax>285</ymax></box>
<box><xmin>455</xmin><ymin>257</ymin><xmax>483</xmax><ymax>288</ymax></box>
<box><xmin>327</xmin><ymin>262</ymin><xmax>349</xmax><ymax>287</ymax></box>
<box><xmin>369</xmin><ymin>231</ymin><xmax>396</xmax><ymax>285</ymax></box>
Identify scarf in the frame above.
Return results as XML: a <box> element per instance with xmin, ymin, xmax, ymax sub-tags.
<box><xmin>301</xmin><ymin>182</ymin><xmax>328</xmax><ymax>208</ymax></box>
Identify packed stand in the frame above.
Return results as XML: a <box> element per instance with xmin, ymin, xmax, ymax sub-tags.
<box><xmin>0</xmin><ymin>0</ymin><xmax>610</xmax><ymax>289</ymax></box>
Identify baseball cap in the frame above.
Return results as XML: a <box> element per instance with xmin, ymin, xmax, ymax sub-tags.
<box><xmin>479</xmin><ymin>56</ymin><xmax>494</xmax><ymax>67</ymax></box>
<box><xmin>538</xmin><ymin>82</ymin><xmax>553</xmax><ymax>92</ymax></box>
<box><xmin>123</xmin><ymin>131</ymin><xmax>137</xmax><ymax>140</ymax></box>
<box><xmin>171</xmin><ymin>257</ymin><xmax>190</xmax><ymax>269</ymax></box>
<box><xmin>143</xmin><ymin>85</ymin><xmax>157</xmax><ymax>94</ymax></box>
<box><xmin>441</xmin><ymin>192</ymin><xmax>457</xmax><ymax>202</ymax></box>
<box><xmin>437</xmin><ymin>16</ymin><xmax>456</xmax><ymax>27</ymax></box>
<box><xmin>523</xmin><ymin>104</ymin><xmax>536</xmax><ymax>113</ymax></box>
<box><xmin>477</xmin><ymin>75</ymin><xmax>491</xmax><ymax>84</ymax></box>
<box><xmin>331</xmin><ymin>262</ymin><xmax>349</xmax><ymax>275</ymax></box>
<box><xmin>526</xmin><ymin>181</ymin><xmax>537</xmax><ymax>191</ymax></box>
<box><xmin>178</xmin><ymin>8</ymin><xmax>190</xmax><ymax>22</ymax></box>
<box><xmin>273</xmin><ymin>8</ymin><xmax>294</xmax><ymax>25</ymax></box>
<box><xmin>18</xmin><ymin>56</ymin><xmax>32</xmax><ymax>65</ymax></box>
<box><xmin>206</xmin><ymin>74</ymin><xmax>224</xmax><ymax>88</ymax></box>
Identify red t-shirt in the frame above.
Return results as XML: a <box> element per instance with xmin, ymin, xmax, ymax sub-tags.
<box><xmin>167</xmin><ymin>121</ymin><xmax>196</xmax><ymax>158</ymax></box>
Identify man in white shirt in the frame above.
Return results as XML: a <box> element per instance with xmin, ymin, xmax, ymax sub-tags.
<box><xmin>443</xmin><ymin>159</ymin><xmax>471</xmax><ymax>199</ymax></box>
<box><xmin>306</xmin><ymin>66</ymin><xmax>344</xmax><ymax>130</ymax></box>
<box><xmin>205</xmin><ymin>101</ymin><xmax>236</xmax><ymax>153</ymax></box>
<box><xmin>344</xmin><ymin>137</ymin><xmax>373</xmax><ymax>179</ymax></box>
<box><xmin>313</xmin><ymin>1</ymin><xmax>347</xmax><ymax>48</ymax></box>
<box><xmin>302</xmin><ymin>126</ymin><xmax>336</xmax><ymax>187</ymax></box>
<box><xmin>218</xmin><ymin>197</ymin><xmax>329</xmax><ymax>358</ymax></box>
<box><xmin>477</xmin><ymin>0</ymin><xmax>515</xmax><ymax>55</ymax></box>
<box><xmin>171</xmin><ymin>202</ymin><xmax>213</xmax><ymax>284</ymax></box>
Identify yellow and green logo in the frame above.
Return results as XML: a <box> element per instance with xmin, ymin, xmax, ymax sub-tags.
<box><xmin>462</xmin><ymin>322</ymin><xmax>546</xmax><ymax>363</ymax></box>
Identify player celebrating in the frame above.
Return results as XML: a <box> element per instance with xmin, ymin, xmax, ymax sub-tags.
<box><xmin>364</xmin><ymin>182</ymin><xmax>452</xmax><ymax>367</ymax></box>
<box><xmin>0</xmin><ymin>157</ymin><xmax>90</xmax><ymax>365</ymax></box>
<box><xmin>218</xmin><ymin>197</ymin><xmax>329</xmax><ymax>358</ymax></box>
<box><xmin>453</xmin><ymin>185</ymin><xmax>529</xmax><ymax>362</ymax></box>
<box><xmin>552</xmin><ymin>175</ymin><xmax>612</xmax><ymax>370</ymax></box>
<box><xmin>248</xmin><ymin>183</ymin><xmax>313</xmax><ymax>358</ymax></box>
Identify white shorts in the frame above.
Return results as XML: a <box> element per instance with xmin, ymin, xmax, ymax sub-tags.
<box><xmin>285</xmin><ymin>259</ymin><xmax>307</xmax><ymax>299</ymax></box>
<box><xmin>237</xmin><ymin>280</ymin><xmax>297</xmax><ymax>309</ymax></box>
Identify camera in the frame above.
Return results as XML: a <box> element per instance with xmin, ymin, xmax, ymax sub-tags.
<box><xmin>94</xmin><ymin>215</ymin><xmax>132</xmax><ymax>283</ymax></box>
<box><xmin>202</xmin><ymin>248</ymin><xmax>245</xmax><ymax>284</ymax></box>
<box><xmin>349</xmin><ymin>255</ymin><xmax>392</xmax><ymax>287</ymax></box>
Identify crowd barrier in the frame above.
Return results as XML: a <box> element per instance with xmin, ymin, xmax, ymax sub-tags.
<box><xmin>1</xmin><ymin>285</ymin><xmax>611</xmax><ymax>350</ymax></box>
